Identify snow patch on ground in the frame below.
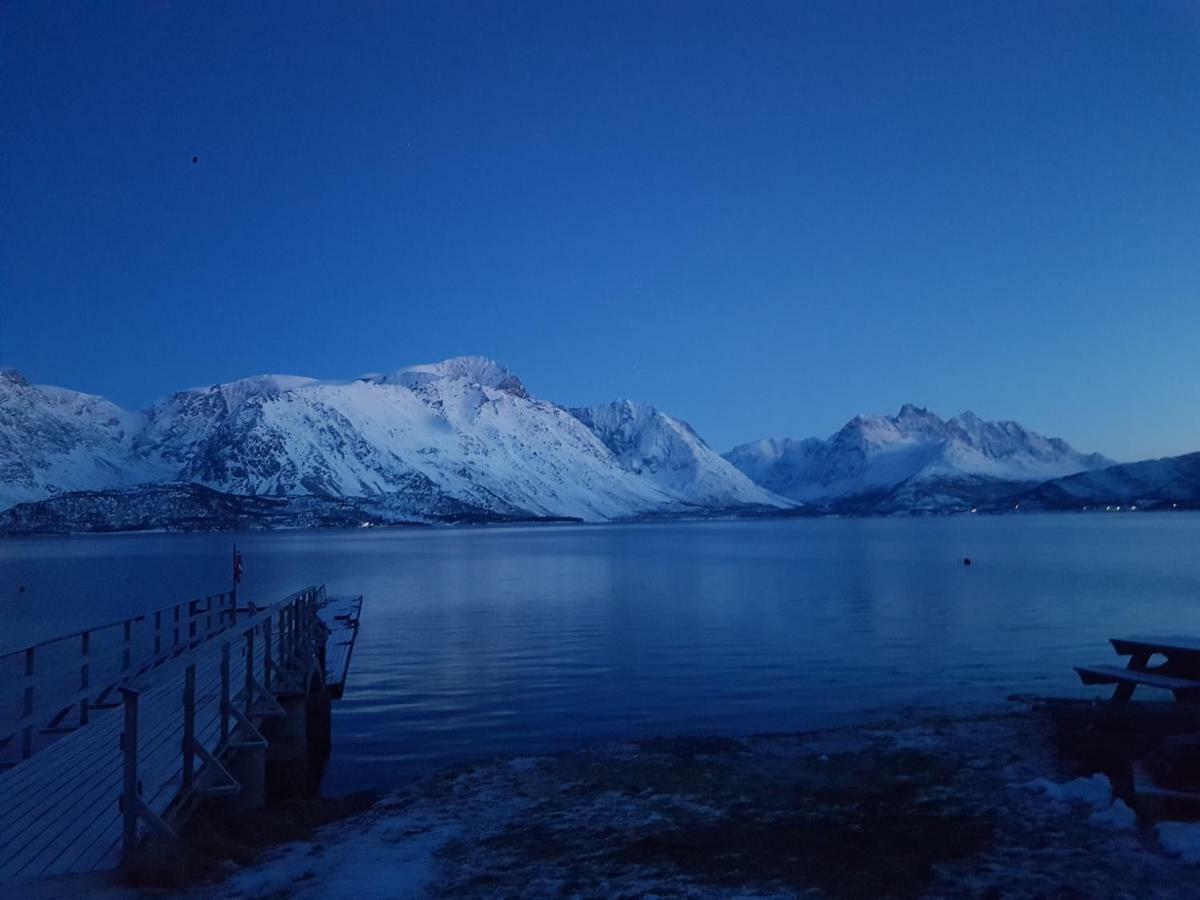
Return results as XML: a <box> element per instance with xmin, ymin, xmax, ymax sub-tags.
<box><xmin>1158</xmin><ymin>822</ymin><xmax>1200</xmax><ymax>864</ymax></box>
<box><xmin>1019</xmin><ymin>773</ymin><xmax>1113</xmax><ymax>809</ymax></box>
<box><xmin>218</xmin><ymin>815</ymin><xmax>458</xmax><ymax>899</ymax></box>
<box><xmin>1090</xmin><ymin>799</ymin><xmax>1139</xmax><ymax>832</ymax></box>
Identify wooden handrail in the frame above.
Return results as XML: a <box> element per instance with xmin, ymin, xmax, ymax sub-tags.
<box><xmin>116</xmin><ymin>586</ymin><xmax>327</xmax><ymax>861</ymax></box>
<box><xmin>0</xmin><ymin>588</ymin><xmax>321</xmax><ymax>766</ymax></box>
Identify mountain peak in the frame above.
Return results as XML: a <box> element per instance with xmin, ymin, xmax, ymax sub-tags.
<box><xmin>0</xmin><ymin>367</ymin><xmax>29</xmax><ymax>387</ymax></box>
<box><xmin>895</xmin><ymin>403</ymin><xmax>939</xmax><ymax>422</ymax></box>
<box><xmin>611</xmin><ymin>398</ymin><xmax>657</xmax><ymax>415</ymax></box>
<box><xmin>380</xmin><ymin>356</ymin><xmax>528</xmax><ymax>397</ymax></box>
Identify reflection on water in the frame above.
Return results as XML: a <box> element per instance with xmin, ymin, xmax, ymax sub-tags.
<box><xmin>2</xmin><ymin>515</ymin><xmax>1199</xmax><ymax>792</ymax></box>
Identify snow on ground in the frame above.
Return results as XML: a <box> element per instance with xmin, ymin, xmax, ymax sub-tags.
<box><xmin>1156</xmin><ymin>822</ymin><xmax>1200</xmax><ymax>864</ymax></box>
<box><xmin>1018</xmin><ymin>773</ymin><xmax>1114</xmax><ymax>809</ymax></box>
<box><xmin>127</xmin><ymin>705</ymin><xmax>1200</xmax><ymax>899</ymax></box>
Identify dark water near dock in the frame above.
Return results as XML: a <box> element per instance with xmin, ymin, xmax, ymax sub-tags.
<box><xmin>2</xmin><ymin>515</ymin><xmax>1199</xmax><ymax>793</ymax></box>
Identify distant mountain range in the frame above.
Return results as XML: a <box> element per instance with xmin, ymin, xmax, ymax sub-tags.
<box><xmin>1</xmin><ymin>359</ymin><xmax>1195</xmax><ymax>532</ymax></box>
<box><xmin>992</xmin><ymin>452</ymin><xmax>1200</xmax><ymax>512</ymax></box>
<box><xmin>724</xmin><ymin>405</ymin><xmax>1115</xmax><ymax>514</ymax></box>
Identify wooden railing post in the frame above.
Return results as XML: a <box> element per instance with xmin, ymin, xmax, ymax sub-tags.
<box><xmin>22</xmin><ymin>647</ymin><xmax>34</xmax><ymax>759</ymax></box>
<box><xmin>263</xmin><ymin>618</ymin><xmax>273</xmax><ymax>689</ymax></box>
<box><xmin>122</xmin><ymin>619</ymin><xmax>133</xmax><ymax>672</ymax></box>
<box><xmin>244</xmin><ymin>628</ymin><xmax>255</xmax><ymax>717</ymax></box>
<box><xmin>219</xmin><ymin>642</ymin><xmax>230</xmax><ymax>746</ymax></box>
<box><xmin>154</xmin><ymin>610</ymin><xmax>162</xmax><ymax>656</ymax></box>
<box><xmin>173</xmin><ymin>604</ymin><xmax>181</xmax><ymax>650</ymax></box>
<box><xmin>277</xmin><ymin>608</ymin><xmax>286</xmax><ymax>666</ymax></box>
<box><xmin>79</xmin><ymin>631</ymin><xmax>91</xmax><ymax>726</ymax></box>
<box><xmin>120</xmin><ymin>687</ymin><xmax>140</xmax><ymax>859</ymax></box>
<box><xmin>293</xmin><ymin>600</ymin><xmax>300</xmax><ymax>652</ymax></box>
<box><xmin>181</xmin><ymin>664</ymin><xmax>196</xmax><ymax>791</ymax></box>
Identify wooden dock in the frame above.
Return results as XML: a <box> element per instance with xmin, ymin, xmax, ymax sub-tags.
<box><xmin>0</xmin><ymin>586</ymin><xmax>363</xmax><ymax>885</ymax></box>
<box><xmin>319</xmin><ymin>594</ymin><xmax>362</xmax><ymax>700</ymax></box>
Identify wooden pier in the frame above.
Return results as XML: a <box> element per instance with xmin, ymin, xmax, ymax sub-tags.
<box><xmin>0</xmin><ymin>586</ymin><xmax>363</xmax><ymax>885</ymax></box>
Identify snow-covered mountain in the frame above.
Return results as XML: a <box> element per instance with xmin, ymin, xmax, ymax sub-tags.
<box><xmin>140</xmin><ymin>359</ymin><xmax>682</xmax><ymax>521</ymax></box>
<box><xmin>725</xmin><ymin>405</ymin><xmax>1114</xmax><ymax>513</ymax></box>
<box><xmin>0</xmin><ymin>358</ymin><xmax>786</xmax><ymax>525</ymax></box>
<box><xmin>0</xmin><ymin>368</ymin><xmax>169</xmax><ymax>510</ymax></box>
<box><xmin>10</xmin><ymin>362</ymin><xmax>1179</xmax><ymax>527</ymax></box>
<box><xmin>569</xmin><ymin>400</ymin><xmax>789</xmax><ymax>510</ymax></box>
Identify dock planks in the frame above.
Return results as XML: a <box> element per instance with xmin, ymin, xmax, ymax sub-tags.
<box><xmin>0</xmin><ymin>622</ymin><xmax>257</xmax><ymax>882</ymax></box>
<box><xmin>318</xmin><ymin>595</ymin><xmax>362</xmax><ymax>700</ymax></box>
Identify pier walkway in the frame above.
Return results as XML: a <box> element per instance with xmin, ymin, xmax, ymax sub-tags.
<box><xmin>0</xmin><ymin>586</ymin><xmax>363</xmax><ymax>885</ymax></box>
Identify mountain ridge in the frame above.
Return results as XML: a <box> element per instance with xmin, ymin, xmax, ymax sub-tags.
<box><xmin>725</xmin><ymin>405</ymin><xmax>1115</xmax><ymax>514</ymax></box>
<box><xmin>3</xmin><ymin>360</ymin><xmax>1192</xmax><ymax>530</ymax></box>
<box><xmin>0</xmin><ymin>358</ymin><xmax>789</xmax><ymax>523</ymax></box>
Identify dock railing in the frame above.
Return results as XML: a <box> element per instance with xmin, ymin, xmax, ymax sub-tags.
<box><xmin>0</xmin><ymin>591</ymin><xmax>240</xmax><ymax>767</ymax></box>
<box><xmin>0</xmin><ymin>586</ymin><xmax>331</xmax><ymax>881</ymax></box>
<box><xmin>114</xmin><ymin>586</ymin><xmax>328</xmax><ymax>857</ymax></box>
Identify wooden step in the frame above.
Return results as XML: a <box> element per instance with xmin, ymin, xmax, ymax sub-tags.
<box><xmin>1075</xmin><ymin>666</ymin><xmax>1200</xmax><ymax>693</ymax></box>
<box><xmin>1133</xmin><ymin>762</ymin><xmax>1200</xmax><ymax>804</ymax></box>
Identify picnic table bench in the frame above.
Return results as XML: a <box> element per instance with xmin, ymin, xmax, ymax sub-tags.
<box><xmin>1076</xmin><ymin>636</ymin><xmax>1200</xmax><ymax>703</ymax></box>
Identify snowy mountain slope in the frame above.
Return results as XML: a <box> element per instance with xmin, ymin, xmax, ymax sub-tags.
<box><xmin>0</xmin><ymin>368</ymin><xmax>169</xmax><ymax>509</ymax></box>
<box><xmin>725</xmin><ymin>405</ymin><xmax>1114</xmax><ymax>513</ymax></box>
<box><xmin>1000</xmin><ymin>452</ymin><xmax>1200</xmax><ymax>511</ymax></box>
<box><xmin>569</xmin><ymin>400</ymin><xmax>792</xmax><ymax>509</ymax></box>
<box><xmin>2</xmin><ymin>357</ymin><xmax>790</xmax><ymax>523</ymax></box>
<box><xmin>135</xmin><ymin>374</ymin><xmax>320</xmax><ymax>471</ymax></box>
<box><xmin>169</xmin><ymin>367</ymin><xmax>686</xmax><ymax>520</ymax></box>
<box><xmin>132</xmin><ymin>358</ymin><xmax>682</xmax><ymax>521</ymax></box>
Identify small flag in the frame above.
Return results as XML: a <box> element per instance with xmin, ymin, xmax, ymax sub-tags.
<box><xmin>233</xmin><ymin>547</ymin><xmax>244</xmax><ymax>585</ymax></box>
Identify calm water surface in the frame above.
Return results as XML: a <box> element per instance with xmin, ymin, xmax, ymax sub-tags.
<box><xmin>2</xmin><ymin>515</ymin><xmax>1198</xmax><ymax>792</ymax></box>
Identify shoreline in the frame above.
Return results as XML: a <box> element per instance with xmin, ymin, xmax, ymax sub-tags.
<box><xmin>39</xmin><ymin>701</ymin><xmax>1200</xmax><ymax>899</ymax></box>
<box><xmin>3</xmin><ymin>506</ymin><xmax>1198</xmax><ymax>539</ymax></box>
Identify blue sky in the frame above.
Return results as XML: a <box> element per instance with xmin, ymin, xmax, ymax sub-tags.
<box><xmin>2</xmin><ymin>2</ymin><xmax>1198</xmax><ymax>460</ymax></box>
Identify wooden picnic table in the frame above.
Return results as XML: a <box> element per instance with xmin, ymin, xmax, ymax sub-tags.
<box><xmin>1076</xmin><ymin>636</ymin><xmax>1200</xmax><ymax>703</ymax></box>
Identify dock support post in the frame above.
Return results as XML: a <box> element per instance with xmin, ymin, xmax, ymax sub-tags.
<box><xmin>263</xmin><ymin>681</ymin><xmax>316</xmax><ymax>799</ymax></box>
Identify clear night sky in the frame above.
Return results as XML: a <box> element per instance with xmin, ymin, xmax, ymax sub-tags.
<box><xmin>2</xmin><ymin>2</ymin><xmax>1198</xmax><ymax>461</ymax></box>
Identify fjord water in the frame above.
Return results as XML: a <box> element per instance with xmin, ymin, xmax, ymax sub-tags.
<box><xmin>3</xmin><ymin>515</ymin><xmax>1198</xmax><ymax>792</ymax></box>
